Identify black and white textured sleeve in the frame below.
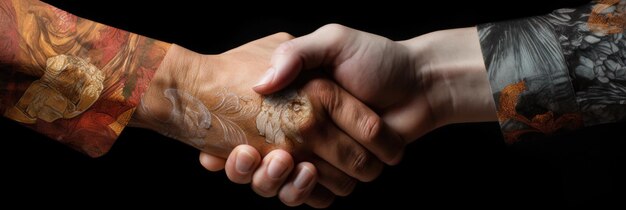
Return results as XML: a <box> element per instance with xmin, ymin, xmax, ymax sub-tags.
<box><xmin>477</xmin><ymin>0</ymin><xmax>626</xmax><ymax>143</ymax></box>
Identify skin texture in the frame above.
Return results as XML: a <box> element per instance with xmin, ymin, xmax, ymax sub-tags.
<box><xmin>205</xmin><ymin>2</ymin><xmax>626</xmax><ymax>208</ymax></box>
<box><xmin>133</xmin><ymin>83</ymin><xmax>311</xmax><ymax>153</ymax></box>
<box><xmin>201</xmin><ymin>24</ymin><xmax>498</xmax><ymax>206</ymax></box>
<box><xmin>1</xmin><ymin>1</ymin><xmax>397</xmax><ymax>207</ymax></box>
<box><xmin>130</xmin><ymin>34</ymin><xmax>399</xmax><ymax>207</ymax></box>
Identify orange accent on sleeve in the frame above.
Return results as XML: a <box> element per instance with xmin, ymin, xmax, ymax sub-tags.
<box><xmin>587</xmin><ymin>0</ymin><xmax>626</xmax><ymax>34</ymax></box>
<box><xmin>497</xmin><ymin>81</ymin><xmax>583</xmax><ymax>143</ymax></box>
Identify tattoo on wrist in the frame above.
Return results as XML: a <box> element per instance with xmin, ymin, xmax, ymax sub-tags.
<box><xmin>135</xmin><ymin>87</ymin><xmax>312</xmax><ymax>152</ymax></box>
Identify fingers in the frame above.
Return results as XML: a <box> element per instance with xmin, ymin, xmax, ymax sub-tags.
<box><xmin>227</xmin><ymin>150</ymin><xmax>337</xmax><ymax>207</ymax></box>
<box><xmin>199</xmin><ymin>152</ymin><xmax>226</xmax><ymax>172</ymax></box>
<box><xmin>278</xmin><ymin>162</ymin><xmax>317</xmax><ymax>206</ymax></box>
<box><xmin>237</xmin><ymin>153</ymin><xmax>354</xmax><ymax>204</ymax></box>
<box><xmin>307</xmin><ymin>79</ymin><xmax>405</xmax><ymax>165</ymax></box>
<box><xmin>327</xmin><ymin>81</ymin><xmax>406</xmax><ymax>165</ymax></box>
<box><xmin>253</xmin><ymin>24</ymin><xmax>355</xmax><ymax>94</ymax></box>
<box><xmin>309</xmin><ymin>158</ymin><xmax>357</xmax><ymax>196</ymax></box>
<box><xmin>251</xmin><ymin>150</ymin><xmax>295</xmax><ymax>197</ymax></box>
<box><xmin>224</xmin><ymin>145</ymin><xmax>262</xmax><ymax>184</ymax></box>
<box><xmin>304</xmin><ymin>185</ymin><xmax>336</xmax><ymax>209</ymax></box>
<box><xmin>310</xmin><ymin>122</ymin><xmax>384</xmax><ymax>182</ymax></box>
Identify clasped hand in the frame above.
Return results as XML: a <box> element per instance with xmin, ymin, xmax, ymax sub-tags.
<box><xmin>135</xmin><ymin>24</ymin><xmax>496</xmax><ymax>208</ymax></box>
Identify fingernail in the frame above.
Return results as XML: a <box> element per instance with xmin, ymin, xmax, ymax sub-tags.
<box><xmin>294</xmin><ymin>167</ymin><xmax>314</xmax><ymax>190</ymax></box>
<box><xmin>254</xmin><ymin>67</ymin><xmax>275</xmax><ymax>88</ymax></box>
<box><xmin>267</xmin><ymin>158</ymin><xmax>288</xmax><ymax>179</ymax></box>
<box><xmin>235</xmin><ymin>150</ymin><xmax>255</xmax><ymax>174</ymax></box>
<box><xmin>390</xmin><ymin>150</ymin><xmax>405</xmax><ymax>165</ymax></box>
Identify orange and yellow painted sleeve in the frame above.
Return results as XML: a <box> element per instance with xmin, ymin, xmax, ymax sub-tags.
<box><xmin>0</xmin><ymin>0</ymin><xmax>171</xmax><ymax>157</ymax></box>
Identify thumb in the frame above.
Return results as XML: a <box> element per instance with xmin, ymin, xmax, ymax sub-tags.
<box><xmin>199</xmin><ymin>152</ymin><xmax>226</xmax><ymax>172</ymax></box>
<box><xmin>253</xmin><ymin>24</ymin><xmax>352</xmax><ymax>94</ymax></box>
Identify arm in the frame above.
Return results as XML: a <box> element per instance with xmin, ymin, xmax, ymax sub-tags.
<box><xmin>0</xmin><ymin>0</ymin><xmax>170</xmax><ymax>157</ymax></box>
<box><xmin>478</xmin><ymin>0</ymin><xmax>626</xmax><ymax>142</ymax></box>
<box><xmin>249</xmin><ymin>24</ymin><xmax>495</xmax><ymax>143</ymax></box>
<box><xmin>1</xmin><ymin>1</ymin><xmax>400</xmax><ymax>207</ymax></box>
<box><xmin>249</xmin><ymin>1</ymin><xmax>626</xmax><ymax>143</ymax></box>
<box><xmin>138</xmin><ymin>40</ymin><xmax>400</xmax><ymax>207</ymax></box>
<box><xmin>214</xmin><ymin>0</ymin><xmax>626</xmax><ymax>200</ymax></box>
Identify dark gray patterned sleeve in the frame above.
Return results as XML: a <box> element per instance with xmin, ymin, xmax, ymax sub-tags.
<box><xmin>478</xmin><ymin>0</ymin><xmax>626</xmax><ymax>143</ymax></box>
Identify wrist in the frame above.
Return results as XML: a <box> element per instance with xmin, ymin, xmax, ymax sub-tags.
<box><xmin>129</xmin><ymin>44</ymin><xmax>212</xmax><ymax>129</ymax></box>
<box><xmin>401</xmin><ymin>27</ymin><xmax>497</xmax><ymax>126</ymax></box>
<box><xmin>127</xmin><ymin>43</ymin><xmax>276</xmax><ymax>157</ymax></box>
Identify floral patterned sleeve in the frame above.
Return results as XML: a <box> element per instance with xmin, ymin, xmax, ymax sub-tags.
<box><xmin>478</xmin><ymin>0</ymin><xmax>626</xmax><ymax>143</ymax></box>
<box><xmin>0</xmin><ymin>0</ymin><xmax>171</xmax><ymax>157</ymax></box>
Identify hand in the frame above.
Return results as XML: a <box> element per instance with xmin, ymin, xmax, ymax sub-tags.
<box><xmin>130</xmin><ymin>33</ymin><xmax>403</xmax><ymax>207</ymax></box>
<box><xmin>202</xmin><ymin>24</ymin><xmax>498</xmax><ymax>204</ymax></box>
<box><xmin>254</xmin><ymin>24</ymin><xmax>497</xmax><ymax>140</ymax></box>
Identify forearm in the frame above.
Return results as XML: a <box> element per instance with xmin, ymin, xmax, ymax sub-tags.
<box><xmin>397</xmin><ymin>1</ymin><xmax>626</xmax><ymax>143</ymax></box>
<box><xmin>0</xmin><ymin>0</ymin><xmax>310</xmax><ymax>158</ymax></box>
<box><xmin>0</xmin><ymin>0</ymin><xmax>170</xmax><ymax>156</ymax></box>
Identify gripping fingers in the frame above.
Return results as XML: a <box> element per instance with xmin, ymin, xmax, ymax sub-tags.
<box><xmin>304</xmin><ymin>185</ymin><xmax>336</xmax><ymax>209</ymax></box>
<box><xmin>306</xmin><ymin>79</ymin><xmax>405</xmax><ymax>165</ymax></box>
<box><xmin>278</xmin><ymin>162</ymin><xmax>318</xmax><ymax>206</ymax></box>
<box><xmin>224</xmin><ymin>145</ymin><xmax>262</xmax><ymax>184</ymax></box>
<box><xmin>251</xmin><ymin>150</ymin><xmax>295</xmax><ymax>197</ymax></box>
<box><xmin>199</xmin><ymin>152</ymin><xmax>226</xmax><ymax>172</ymax></box>
<box><xmin>308</xmin><ymin>158</ymin><xmax>357</xmax><ymax>196</ymax></box>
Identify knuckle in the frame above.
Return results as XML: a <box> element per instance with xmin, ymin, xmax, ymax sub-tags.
<box><xmin>360</xmin><ymin>115</ymin><xmax>402</xmax><ymax>163</ymax></box>
<box><xmin>273</xmin><ymin>32</ymin><xmax>295</xmax><ymax>41</ymax></box>
<box><xmin>360</xmin><ymin>114</ymin><xmax>382</xmax><ymax>144</ymax></box>
<box><xmin>275</xmin><ymin>39</ymin><xmax>296</xmax><ymax>54</ymax></box>
<box><xmin>318</xmin><ymin>23</ymin><xmax>352</xmax><ymax>44</ymax></box>
<box><xmin>319</xmin><ymin>23</ymin><xmax>349</xmax><ymax>35</ymax></box>
<box><xmin>305</xmin><ymin>78</ymin><xmax>335</xmax><ymax>93</ymax></box>
<box><xmin>349</xmin><ymin>149</ymin><xmax>374</xmax><ymax>179</ymax></box>
<box><xmin>346</xmin><ymin>147</ymin><xmax>383</xmax><ymax>182</ymax></box>
<box><xmin>305</xmin><ymin>79</ymin><xmax>340</xmax><ymax>112</ymax></box>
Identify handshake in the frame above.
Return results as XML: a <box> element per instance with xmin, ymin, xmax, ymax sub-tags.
<box><xmin>4</xmin><ymin>0</ymin><xmax>621</xmax><ymax>207</ymax></box>
<box><xmin>130</xmin><ymin>24</ymin><xmax>498</xmax><ymax>208</ymax></box>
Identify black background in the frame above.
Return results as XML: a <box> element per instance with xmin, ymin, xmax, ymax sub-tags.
<box><xmin>2</xmin><ymin>0</ymin><xmax>624</xmax><ymax>208</ymax></box>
